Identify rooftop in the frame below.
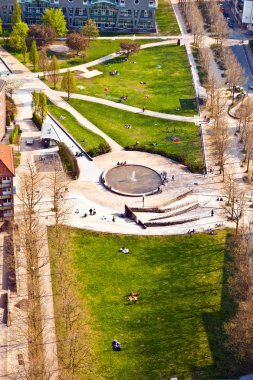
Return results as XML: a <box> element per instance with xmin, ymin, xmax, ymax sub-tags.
<box><xmin>0</xmin><ymin>144</ymin><xmax>15</xmax><ymax>176</ymax></box>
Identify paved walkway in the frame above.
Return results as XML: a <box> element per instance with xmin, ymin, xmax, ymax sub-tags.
<box><xmin>53</xmin><ymin>90</ymin><xmax>197</xmax><ymax>122</ymax></box>
<box><xmin>13</xmin><ymin>89</ymin><xmax>59</xmax><ymax>380</ymax></box>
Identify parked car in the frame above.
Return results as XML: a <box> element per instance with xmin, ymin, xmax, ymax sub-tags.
<box><xmin>26</xmin><ymin>138</ymin><xmax>34</xmax><ymax>146</ymax></box>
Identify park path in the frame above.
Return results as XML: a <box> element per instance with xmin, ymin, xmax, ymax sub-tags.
<box><xmin>13</xmin><ymin>89</ymin><xmax>59</xmax><ymax>380</ymax></box>
<box><xmin>53</xmin><ymin>90</ymin><xmax>197</xmax><ymax>122</ymax></box>
<box><xmin>171</xmin><ymin>0</ymin><xmax>247</xmax><ymax>186</ymax></box>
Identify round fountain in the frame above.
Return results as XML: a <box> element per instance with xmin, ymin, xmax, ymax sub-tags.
<box><xmin>102</xmin><ymin>164</ymin><xmax>162</xmax><ymax>197</ymax></box>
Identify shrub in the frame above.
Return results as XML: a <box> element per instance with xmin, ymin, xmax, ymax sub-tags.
<box><xmin>58</xmin><ymin>142</ymin><xmax>80</xmax><ymax>179</ymax></box>
<box><xmin>32</xmin><ymin>112</ymin><xmax>43</xmax><ymax>130</ymax></box>
<box><xmin>6</xmin><ymin>96</ymin><xmax>17</xmax><ymax>122</ymax></box>
<box><xmin>87</xmin><ymin>142</ymin><xmax>111</xmax><ymax>157</ymax></box>
<box><xmin>124</xmin><ymin>145</ymin><xmax>204</xmax><ymax>173</ymax></box>
<box><xmin>6</xmin><ymin>115</ymin><xmax>11</xmax><ymax>127</ymax></box>
<box><xmin>9</xmin><ymin>125</ymin><xmax>21</xmax><ymax>144</ymax></box>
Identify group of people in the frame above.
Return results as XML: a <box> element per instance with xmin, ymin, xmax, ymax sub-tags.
<box><xmin>125</xmin><ymin>124</ymin><xmax>131</xmax><ymax>129</ymax></box>
<box><xmin>112</xmin><ymin>339</ymin><xmax>122</xmax><ymax>351</ymax></box>
<box><xmin>75</xmin><ymin>151</ymin><xmax>85</xmax><ymax>157</ymax></box>
<box><xmin>117</xmin><ymin>161</ymin><xmax>127</xmax><ymax>166</ymax></box>
<box><xmin>110</xmin><ymin>70</ymin><xmax>119</xmax><ymax>76</ymax></box>
<box><xmin>120</xmin><ymin>247</ymin><xmax>129</xmax><ymax>254</ymax></box>
<box><xmin>128</xmin><ymin>291</ymin><xmax>139</xmax><ymax>304</ymax></box>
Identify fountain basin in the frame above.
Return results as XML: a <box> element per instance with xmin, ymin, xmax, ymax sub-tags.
<box><xmin>102</xmin><ymin>164</ymin><xmax>162</xmax><ymax>197</ymax></box>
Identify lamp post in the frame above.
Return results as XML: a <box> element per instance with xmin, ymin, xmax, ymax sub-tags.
<box><xmin>142</xmin><ymin>194</ymin><xmax>145</xmax><ymax>208</ymax></box>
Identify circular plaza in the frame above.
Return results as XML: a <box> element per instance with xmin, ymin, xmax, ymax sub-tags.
<box><xmin>102</xmin><ymin>164</ymin><xmax>163</xmax><ymax>196</ymax></box>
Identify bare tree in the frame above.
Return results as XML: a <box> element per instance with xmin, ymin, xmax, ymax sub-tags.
<box><xmin>225</xmin><ymin>49</ymin><xmax>248</xmax><ymax>101</ymax></box>
<box><xmin>14</xmin><ymin>160</ymin><xmax>56</xmax><ymax>379</ymax></box>
<box><xmin>223</xmin><ymin>176</ymin><xmax>246</xmax><ymax>233</ymax></box>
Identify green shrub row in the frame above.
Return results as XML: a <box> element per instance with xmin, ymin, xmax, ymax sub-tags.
<box><xmin>9</xmin><ymin>125</ymin><xmax>21</xmax><ymax>144</ymax></box>
<box><xmin>32</xmin><ymin>112</ymin><xmax>43</xmax><ymax>130</ymax></box>
<box><xmin>58</xmin><ymin>142</ymin><xmax>80</xmax><ymax>179</ymax></box>
<box><xmin>125</xmin><ymin>145</ymin><xmax>204</xmax><ymax>173</ymax></box>
<box><xmin>87</xmin><ymin>142</ymin><xmax>111</xmax><ymax>157</ymax></box>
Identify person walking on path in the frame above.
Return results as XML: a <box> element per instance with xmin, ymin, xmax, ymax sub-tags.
<box><xmin>211</xmin><ymin>209</ymin><xmax>214</xmax><ymax>217</ymax></box>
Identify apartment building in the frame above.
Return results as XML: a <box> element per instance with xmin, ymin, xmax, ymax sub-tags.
<box><xmin>0</xmin><ymin>145</ymin><xmax>15</xmax><ymax>220</ymax></box>
<box><xmin>0</xmin><ymin>0</ymin><xmax>157</xmax><ymax>32</ymax></box>
<box><xmin>0</xmin><ymin>80</ymin><xmax>6</xmax><ymax>141</ymax></box>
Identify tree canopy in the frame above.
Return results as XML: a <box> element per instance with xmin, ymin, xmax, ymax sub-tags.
<box><xmin>9</xmin><ymin>22</ymin><xmax>29</xmax><ymax>51</ymax></box>
<box><xmin>120</xmin><ymin>42</ymin><xmax>140</xmax><ymax>58</ymax></box>
<box><xmin>66</xmin><ymin>33</ymin><xmax>88</xmax><ymax>55</ymax></box>
<box><xmin>61</xmin><ymin>70</ymin><xmax>77</xmax><ymax>100</ymax></box>
<box><xmin>11</xmin><ymin>0</ymin><xmax>22</xmax><ymax>26</ymax></box>
<box><xmin>81</xmin><ymin>19</ymin><xmax>99</xmax><ymax>43</ymax></box>
<box><xmin>41</xmin><ymin>8</ymin><xmax>67</xmax><ymax>37</ymax></box>
<box><xmin>29</xmin><ymin>40</ymin><xmax>39</xmax><ymax>71</ymax></box>
<box><xmin>27</xmin><ymin>24</ymin><xmax>56</xmax><ymax>48</ymax></box>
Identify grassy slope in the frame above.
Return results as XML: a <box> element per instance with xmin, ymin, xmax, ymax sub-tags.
<box><xmin>156</xmin><ymin>0</ymin><xmax>180</xmax><ymax>35</ymax></box>
<box><xmin>68</xmin><ymin>99</ymin><xmax>203</xmax><ymax>171</ymax></box>
<box><xmin>49</xmin><ymin>227</ymin><xmax>234</xmax><ymax>380</ymax></box>
<box><xmin>54</xmin><ymin>45</ymin><xmax>197</xmax><ymax>116</ymax></box>
<box><xmin>47</xmin><ymin>102</ymin><xmax>106</xmax><ymax>153</ymax></box>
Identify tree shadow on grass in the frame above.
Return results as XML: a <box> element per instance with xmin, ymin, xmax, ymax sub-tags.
<box><xmin>179</xmin><ymin>98</ymin><xmax>197</xmax><ymax>111</ymax></box>
<box><xmin>191</xmin><ymin>233</ymin><xmax>253</xmax><ymax>380</ymax></box>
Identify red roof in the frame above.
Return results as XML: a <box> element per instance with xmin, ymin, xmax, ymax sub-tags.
<box><xmin>0</xmin><ymin>144</ymin><xmax>15</xmax><ymax>176</ymax></box>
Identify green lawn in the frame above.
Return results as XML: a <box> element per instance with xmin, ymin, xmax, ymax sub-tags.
<box><xmin>156</xmin><ymin>0</ymin><xmax>180</xmax><ymax>35</ymax></box>
<box><xmin>47</xmin><ymin>102</ymin><xmax>107</xmax><ymax>156</ymax></box>
<box><xmin>50</xmin><ymin>45</ymin><xmax>197</xmax><ymax>116</ymax></box>
<box><xmin>47</xmin><ymin>39</ymin><xmax>161</xmax><ymax>69</ymax></box>
<box><xmin>49</xmin><ymin>227</ymin><xmax>236</xmax><ymax>380</ymax></box>
<box><xmin>2</xmin><ymin>39</ymin><xmax>161</xmax><ymax>71</ymax></box>
<box><xmin>68</xmin><ymin>99</ymin><xmax>203</xmax><ymax>171</ymax></box>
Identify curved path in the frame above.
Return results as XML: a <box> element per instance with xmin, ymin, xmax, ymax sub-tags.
<box><xmin>36</xmin><ymin>39</ymin><xmax>181</xmax><ymax>76</ymax></box>
<box><xmin>54</xmin><ymin>90</ymin><xmax>197</xmax><ymax>122</ymax></box>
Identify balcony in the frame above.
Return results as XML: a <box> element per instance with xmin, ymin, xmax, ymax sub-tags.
<box><xmin>0</xmin><ymin>204</ymin><xmax>13</xmax><ymax>210</ymax></box>
<box><xmin>2</xmin><ymin>189</ymin><xmax>12</xmax><ymax>196</ymax></box>
<box><xmin>0</xmin><ymin>183</ymin><xmax>11</xmax><ymax>189</ymax></box>
<box><xmin>149</xmin><ymin>1</ymin><xmax>157</xmax><ymax>8</ymax></box>
<box><xmin>1</xmin><ymin>179</ymin><xmax>11</xmax><ymax>184</ymax></box>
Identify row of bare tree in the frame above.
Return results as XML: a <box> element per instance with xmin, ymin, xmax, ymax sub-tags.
<box><xmin>224</xmin><ymin>230</ymin><xmax>253</xmax><ymax>364</ymax></box>
<box><xmin>12</xmin><ymin>162</ymin><xmax>90</xmax><ymax>379</ymax></box>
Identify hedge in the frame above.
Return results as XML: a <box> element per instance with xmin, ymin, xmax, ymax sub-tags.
<box><xmin>32</xmin><ymin>112</ymin><xmax>43</xmax><ymax>130</ymax></box>
<box><xmin>9</xmin><ymin>125</ymin><xmax>21</xmax><ymax>144</ymax></box>
<box><xmin>58</xmin><ymin>142</ymin><xmax>80</xmax><ymax>179</ymax></box>
<box><xmin>87</xmin><ymin>142</ymin><xmax>111</xmax><ymax>157</ymax></box>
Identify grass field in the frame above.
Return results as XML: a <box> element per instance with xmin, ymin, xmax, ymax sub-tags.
<box><xmin>156</xmin><ymin>0</ymin><xmax>180</xmax><ymax>35</ymax></box>
<box><xmin>68</xmin><ymin>99</ymin><xmax>203</xmax><ymax>171</ymax></box>
<box><xmin>49</xmin><ymin>227</ymin><xmax>236</xmax><ymax>380</ymax></box>
<box><xmin>47</xmin><ymin>102</ymin><xmax>107</xmax><ymax>155</ymax></box>
<box><xmin>50</xmin><ymin>45</ymin><xmax>197</xmax><ymax>116</ymax></box>
<box><xmin>47</xmin><ymin>39</ymin><xmax>161</xmax><ymax>69</ymax></box>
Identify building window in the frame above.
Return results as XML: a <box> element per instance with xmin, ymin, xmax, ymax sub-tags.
<box><xmin>144</xmin><ymin>10</ymin><xmax>148</xmax><ymax>17</ymax></box>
